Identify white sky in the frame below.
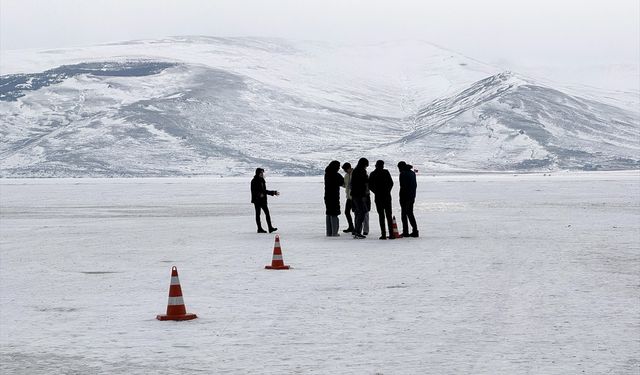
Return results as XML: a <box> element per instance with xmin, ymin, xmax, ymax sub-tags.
<box><xmin>1</xmin><ymin>0</ymin><xmax>638</xmax><ymax>66</ymax></box>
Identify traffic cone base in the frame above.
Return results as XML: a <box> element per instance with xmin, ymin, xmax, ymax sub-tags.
<box><xmin>266</xmin><ymin>235</ymin><xmax>290</xmax><ymax>270</ymax></box>
<box><xmin>156</xmin><ymin>266</ymin><xmax>197</xmax><ymax>321</ymax></box>
<box><xmin>156</xmin><ymin>313</ymin><xmax>197</xmax><ymax>321</ymax></box>
<box><xmin>265</xmin><ymin>264</ymin><xmax>291</xmax><ymax>270</ymax></box>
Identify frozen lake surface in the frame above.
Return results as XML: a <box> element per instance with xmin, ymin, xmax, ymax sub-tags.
<box><xmin>1</xmin><ymin>172</ymin><xmax>639</xmax><ymax>374</ymax></box>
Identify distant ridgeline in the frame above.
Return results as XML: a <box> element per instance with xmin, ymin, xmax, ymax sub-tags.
<box><xmin>0</xmin><ymin>38</ymin><xmax>638</xmax><ymax>176</ymax></box>
<box><xmin>0</xmin><ymin>60</ymin><xmax>177</xmax><ymax>101</ymax></box>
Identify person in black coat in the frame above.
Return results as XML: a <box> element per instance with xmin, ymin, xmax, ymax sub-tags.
<box><xmin>324</xmin><ymin>160</ymin><xmax>344</xmax><ymax>236</ymax></box>
<box><xmin>251</xmin><ymin>168</ymin><xmax>279</xmax><ymax>233</ymax></box>
<box><xmin>369</xmin><ymin>160</ymin><xmax>394</xmax><ymax>239</ymax></box>
<box><xmin>397</xmin><ymin>161</ymin><xmax>418</xmax><ymax>237</ymax></box>
<box><xmin>350</xmin><ymin>157</ymin><xmax>369</xmax><ymax>239</ymax></box>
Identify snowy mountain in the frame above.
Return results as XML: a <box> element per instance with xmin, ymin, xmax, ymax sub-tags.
<box><xmin>1</xmin><ymin>37</ymin><xmax>638</xmax><ymax>176</ymax></box>
<box><xmin>392</xmin><ymin>72</ymin><xmax>639</xmax><ymax>171</ymax></box>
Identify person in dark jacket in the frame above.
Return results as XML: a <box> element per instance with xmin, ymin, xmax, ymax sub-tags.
<box><xmin>369</xmin><ymin>160</ymin><xmax>394</xmax><ymax>239</ymax></box>
<box><xmin>350</xmin><ymin>157</ymin><xmax>369</xmax><ymax>239</ymax></box>
<box><xmin>250</xmin><ymin>168</ymin><xmax>279</xmax><ymax>233</ymax></box>
<box><xmin>324</xmin><ymin>160</ymin><xmax>344</xmax><ymax>236</ymax></box>
<box><xmin>341</xmin><ymin>162</ymin><xmax>354</xmax><ymax>233</ymax></box>
<box><xmin>397</xmin><ymin>161</ymin><xmax>418</xmax><ymax>237</ymax></box>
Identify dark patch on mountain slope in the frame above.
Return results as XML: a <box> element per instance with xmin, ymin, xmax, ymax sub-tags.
<box><xmin>0</xmin><ymin>60</ymin><xmax>177</xmax><ymax>101</ymax></box>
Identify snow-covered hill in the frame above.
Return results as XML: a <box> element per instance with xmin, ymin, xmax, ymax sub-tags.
<box><xmin>1</xmin><ymin>37</ymin><xmax>638</xmax><ymax>176</ymax></box>
<box><xmin>394</xmin><ymin>72</ymin><xmax>639</xmax><ymax>171</ymax></box>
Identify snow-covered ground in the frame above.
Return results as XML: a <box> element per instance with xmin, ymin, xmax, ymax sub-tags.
<box><xmin>1</xmin><ymin>172</ymin><xmax>639</xmax><ymax>374</ymax></box>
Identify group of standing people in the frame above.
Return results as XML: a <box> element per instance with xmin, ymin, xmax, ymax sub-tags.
<box><xmin>324</xmin><ymin>158</ymin><xmax>419</xmax><ymax>240</ymax></box>
<box><xmin>250</xmin><ymin>161</ymin><xmax>419</xmax><ymax>240</ymax></box>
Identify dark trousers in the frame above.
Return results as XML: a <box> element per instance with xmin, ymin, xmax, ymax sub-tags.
<box><xmin>352</xmin><ymin>197</ymin><xmax>367</xmax><ymax>235</ymax></box>
<box><xmin>254</xmin><ymin>202</ymin><xmax>272</xmax><ymax>230</ymax></box>
<box><xmin>344</xmin><ymin>199</ymin><xmax>354</xmax><ymax>230</ymax></box>
<box><xmin>375</xmin><ymin>200</ymin><xmax>394</xmax><ymax>237</ymax></box>
<box><xmin>400</xmin><ymin>200</ymin><xmax>417</xmax><ymax>234</ymax></box>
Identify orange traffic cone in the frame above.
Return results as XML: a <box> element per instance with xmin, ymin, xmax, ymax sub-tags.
<box><xmin>156</xmin><ymin>266</ymin><xmax>197</xmax><ymax>321</ymax></box>
<box><xmin>391</xmin><ymin>216</ymin><xmax>402</xmax><ymax>239</ymax></box>
<box><xmin>265</xmin><ymin>235</ymin><xmax>290</xmax><ymax>270</ymax></box>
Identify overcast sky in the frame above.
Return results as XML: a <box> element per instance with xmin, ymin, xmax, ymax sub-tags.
<box><xmin>1</xmin><ymin>0</ymin><xmax>638</xmax><ymax>66</ymax></box>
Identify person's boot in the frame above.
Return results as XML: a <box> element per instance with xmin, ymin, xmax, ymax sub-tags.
<box><xmin>410</xmin><ymin>230</ymin><xmax>419</xmax><ymax>238</ymax></box>
<box><xmin>257</xmin><ymin>228</ymin><xmax>267</xmax><ymax>233</ymax></box>
<box><xmin>343</xmin><ymin>227</ymin><xmax>354</xmax><ymax>233</ymax></box>
<box><xmin>379</xmin><ymin>235</ymin><xmax>387</xmax><ymax>240</ymax></box>
<box><xmin>268</xmin><ymin>227</ymin><xmax>278</xmax><ymax>233</ymax></box>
